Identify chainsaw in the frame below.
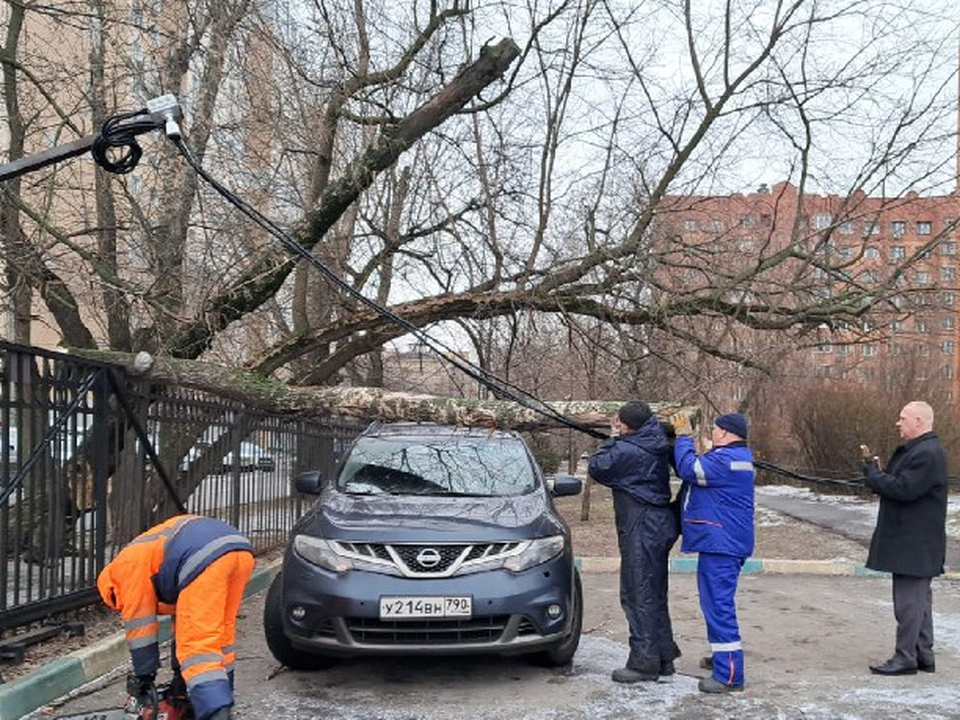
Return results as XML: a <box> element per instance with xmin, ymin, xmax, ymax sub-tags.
<box><xmin>55</xmin><ymin>677</ymin><xmax>194</xmax><ymax>720</ymax></box>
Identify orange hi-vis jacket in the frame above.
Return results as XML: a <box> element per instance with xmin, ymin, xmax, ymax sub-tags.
<box><xmin>97</xmin><ymin>515</ymin><xmax>253</xmax><ymax>719</ymax></box>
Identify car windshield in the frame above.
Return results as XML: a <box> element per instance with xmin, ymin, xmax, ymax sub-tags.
<box><xmin>337</xmin><ymin>435</ymin><xmax>537</xmax><ymax>497</ymax></box>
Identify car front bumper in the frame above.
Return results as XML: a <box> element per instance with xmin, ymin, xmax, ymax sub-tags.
<box><xmin>279</xmin><ymin>549</ymin><xmax>576</xmax><ymax>657</ymax></box>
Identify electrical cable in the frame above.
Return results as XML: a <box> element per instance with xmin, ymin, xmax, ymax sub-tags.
<box><xmin>91</xmin><ymin>109</ymin><xmax>161</xmax><ymax>174</ymax></box>
<box><xmin>168</xmin><ymin>132</ymin><xmax>610</xmax><ymax>440</ymax></box>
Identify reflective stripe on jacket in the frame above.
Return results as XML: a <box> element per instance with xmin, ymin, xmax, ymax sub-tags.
<box><xmin>673</xmin><ymin>438</ymin><xmax>755</xmax><ymax>558</ymax></box>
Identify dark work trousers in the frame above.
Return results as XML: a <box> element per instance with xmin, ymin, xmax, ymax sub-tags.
<box><xmin>613</xmin><ymin>492</ymin><xmax>680</xmax><ymax>672</ymax></box>
<box><xmin>892</xmin><ymin>574</ymin><xmax>934</xmax><ymax>666</ymax></box>
<box><xmin>698</xmin><ymin>552</ymin><xmax>746</xmax><ymax>686</ymax></box>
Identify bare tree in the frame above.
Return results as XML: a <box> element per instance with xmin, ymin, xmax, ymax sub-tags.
<box><xmin>2</xmin><ymin>0</ymin><xmax>956</xmax><ymax>420</ymax></box>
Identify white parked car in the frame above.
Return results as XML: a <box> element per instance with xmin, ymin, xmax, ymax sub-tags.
<box><xmin>221</xmin><ymin>441</ymin><xmax>275</xmax><ymax>473</ymax></box>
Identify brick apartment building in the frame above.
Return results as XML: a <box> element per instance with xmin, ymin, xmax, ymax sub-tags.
<box><xmin>655</xmin><ymin>181</ymin><xmax>960</xmax><ymax>406</ymax></box>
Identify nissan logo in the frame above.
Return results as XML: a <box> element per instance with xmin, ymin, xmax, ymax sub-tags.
<box><xmin>416</xmin><ymin>548</ymin><xmax>442</xmax><ymax>568</ymax></box>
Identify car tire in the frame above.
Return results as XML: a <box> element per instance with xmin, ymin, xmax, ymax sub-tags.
<box><xmin>263</xmin><ymin>573</ymin><xmax>337</xmax><ymax>670</ymax></box>
<box><xmin>528</xmin><ymin>568</ymin><xmax>583</xmax><ymax>668</ymax></box>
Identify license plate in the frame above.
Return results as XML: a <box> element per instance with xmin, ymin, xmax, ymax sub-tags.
<box><xmin>379</xmin><ymin>595</ymin><xmax>472</xmax><ymax>619</ymax></box>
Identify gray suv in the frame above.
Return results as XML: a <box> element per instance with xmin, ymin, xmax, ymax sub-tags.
<box><xmin>264</xmin><ymin>423</ymin><xmax>583</xmax><ymax>669</ymax></box>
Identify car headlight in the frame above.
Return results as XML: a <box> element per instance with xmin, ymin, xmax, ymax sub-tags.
<box><xmin>503</xmin><ymin>535</ymin><xmax>565</xmax><ymax>572</ymax></box>
<box><xmin>293</xmin><ymin>535</ymin><xmax>353</xmax><ymax>573</ymax></box>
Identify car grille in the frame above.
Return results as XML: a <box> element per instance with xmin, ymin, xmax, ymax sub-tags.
<box><xmin>346</xmin><ymin>615</ymin><xmax>510</xmax><ymax>645</ymax></box>
<box><xmin>336</xmin><ymin>541</ymin><xmax>522</xmax><ymax>577</ymax></box>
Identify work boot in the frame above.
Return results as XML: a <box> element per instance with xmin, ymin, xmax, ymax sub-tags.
<box><xmin>611</xmin><ymin>666</ymin><xmax>658</xmax><ymax>683</ymax></box>
<box><xmin>206</xmin><ymin>706</ymin><xmax>233</xmax><ymax>720</ymax></box>
<box><xmin>699</xmin><ymin>677</ymin><xmax>744</xmax><ymax>693</ymax></box>
<box><xmin>659</xmin><ymin>660</ymin><xmax>675</xmax><ymax>677</ymax></box>
<box><xmin>699</xmin><ymin>655</ymin><xmax>713</xmax><ymax>670</ymax></box>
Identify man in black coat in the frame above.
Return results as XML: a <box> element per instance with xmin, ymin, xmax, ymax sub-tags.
<box><xmin>862</xmin><ymin>400</ymin><xmax>948</xmax><ymax>676</ymax></box>
<box><xmin>588</xmin><ymin>401</ymin><xmax>681</xmax><ymax>683</ymax></box>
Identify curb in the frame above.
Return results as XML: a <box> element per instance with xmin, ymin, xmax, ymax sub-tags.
<box><xmin>0</xmin><ymin>560</ymin><xmax>282</xmax><ymax>720</ymax></box>
<box><xmin>578</xmin><ymin>556</ymin><xmax>900</xmax><ymax>576</ymax></box>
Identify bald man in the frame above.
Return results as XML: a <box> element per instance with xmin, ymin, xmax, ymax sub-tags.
<box><xmin>862</xmin><ymin>401</ymin><xmax>948</xmax><ymax>676</ymax></box>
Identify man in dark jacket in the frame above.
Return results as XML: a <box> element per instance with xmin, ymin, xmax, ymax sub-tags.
<box><xmin>588</xmin><ymin>401</ymin><xmax>681</xmax><ymax>683</ymax></box>
<box><xmin>863</xmin><ymin>400</ymin><xmax>948</xmax><ymax>676</ymax></box>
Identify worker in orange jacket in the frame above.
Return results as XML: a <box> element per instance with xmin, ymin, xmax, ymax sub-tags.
<box><xmin>97</xmin><ymin>514</ymin><xmax>254</xmax><ymax>720</ymax></box>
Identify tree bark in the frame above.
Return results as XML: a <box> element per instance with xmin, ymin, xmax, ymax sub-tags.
<box><xmin>74</xmin><ymin>348</ymin><xmax>701</xmax><ymax>434</ymax></box>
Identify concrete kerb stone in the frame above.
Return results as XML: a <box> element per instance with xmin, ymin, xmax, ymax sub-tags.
<box><xmin>578</xmin><ymin>556</ymin><xmax>894</xmax><ymax>577</ymax></box>
<box><xmin>0</xmin><ymin>559</ymin><xmax>283</xmax><ymax>720</ymax></box>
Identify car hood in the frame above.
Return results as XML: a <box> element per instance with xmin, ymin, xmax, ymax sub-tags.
<box><xmin>299</xmin><ymin>490</ymin><xmax>565</xmax><ymax>543</ymax></box>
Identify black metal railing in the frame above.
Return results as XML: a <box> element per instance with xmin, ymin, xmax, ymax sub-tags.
<box><xmin>0</xmin><ymin>341</ymin><xmax>360</xmax><ymax>633</ymax></box>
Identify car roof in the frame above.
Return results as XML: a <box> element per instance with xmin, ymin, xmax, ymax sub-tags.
<box><xmin>360</xmin><ymin>422</ymin><xmax>522</xmax><ymax>441</ymax></box>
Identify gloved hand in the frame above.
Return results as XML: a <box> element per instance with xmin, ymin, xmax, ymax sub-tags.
<box><xmin>170</xmin><ymin>670</ymin><xmax>188</xmax><ymax>699</ymax></box>
<box><xmin>659</xmin><ymin>421</ymin><xmax>677</xmax><ymax>443</ymax></box>
<box><xmin>861</xmin><ymin>456</ymin><xmax>880</xmax><ymax>476</ymax></box>
<box><xmin>125</xmin><ymin>672</ymin><xmax>157</xmax><ymax>708</ymax></box>
<box><xmin>670</xmin><ymin>413</ymin><xmax>694</xmax><ymax>437</ymax></box>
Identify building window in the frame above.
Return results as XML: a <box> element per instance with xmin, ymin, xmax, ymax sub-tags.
<box><xmin>917</xmin><ymin>221</ymin><xmax>932</xmax><ymax>235</ymax></box>
<box><xmin>940</xmin><ymin>364</ymin><xmax>954</xmax><ymax>380</ymax></box>
<box><xmin>739</xmin><ymin>215</ymin><xmax>754</xmax><ymax>228</ymax></box>
<box><xmin>813</xmin><ymin>214</ymin><xmax>833</xmax><ymax>230</ymax></box>
<box><xmin>861</xmin><ymin>344</ymin><xmax>877</xmax><ymax>357</ymax></box>
<box><xmin>839</xmin><ymin>220</ymin><xmax>854</xmax><ymax>235</ymax></box>
<box><xmin>815</xmin><ymin>365</ymin><xmax>831</xmax><ymax>377</ymax></box>
<box><xmin>942</xmin><ymin>241</ymin><xmax>957</xmax><ymax>255</ymax></box>
<box><xmin>711</xmin><ymin>219</ymin><xmax>724</xmax><ymax>232</ymax></box>
<box><xmin>863</xmin><ymin>220</ymin><xmax>879</xmax><ymax>236</ymax></box>
<box><xmin>732</xmin><ymin>386</ymin><xmax>747</xmax><ymax>401</ymax></box>
<box><xmin>839</xmin><ymin>245</ymin><xmax>854</xmax><ymax>259</ymax></box>
<box><xmin>916</xmin><ymin>319</ymin><xmax>930</xmax><ymax>332</ymax></box>
<box><xmin>736</xmin><ymin>237</ymin><xmax>755</xmax><ymax>252</ymax></box>
<box><xmin>684</xmin><ymin>219</ymin><xmax>698</xmax><ymax>232</ymax></box>
<box><xmin>917</xmin><ymin>344</ymin><xmax>931</xmax><ymax>356</ymax></box>
<box><xmin>943</xmin><ymin>291</ymin><xmax>956</xmax><ymax>305</ymax></box>
<box><xmin>889</xmin><ymin>343</ymin><xmax>901</xmax><ymax>356</ymax></box>
<box><xmin>864</xmin><ymin>246</ymin><xmax>880</xmax><ymax>259</ymax></box>
<box><xmin>942</xmin><ymin>316</ymin><xmax>955</xmax><ymax>331</ymax></box>
<box><xmin>815</xmin><ymin>343</ymin><xmax>832</xmax><ymax>354</ymax></box>
<box><xmin>916</xmin><ymin>271</ymin><xmax>931</xmax><ymax>285</ymax></box>
<box><xmin>890</xmin><ymin>320</ymin><xmax>902</xmax><ymax>331</ymax></box>
<box><xmin>890</xmin><ymin>245</ymin><xmax>906</xmax><ymax>260</ymax></box>
<box><xmin>942</xmin><ymin>266</ymin><xmax>956</xmax><ymax>281</ymax></box>
<box><xmin>941</xmin><ymin>340</ymin><xmax>954</xmax><ymax>355</ymax></box>
<box><xmin>891</xmin><ymin>221</ymin><xmax>907</xmax><ymax>238</ymax></box>
<box><xmin>836</xmin><ymin>344</ymin><xmax>850</xmax><ymax>355</ymax></box>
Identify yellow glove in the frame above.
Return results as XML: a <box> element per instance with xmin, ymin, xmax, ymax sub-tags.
<box><xmin>670</xmin><ymin>412</ymin><xmax>694</xmax><ymax>437</ymax></box>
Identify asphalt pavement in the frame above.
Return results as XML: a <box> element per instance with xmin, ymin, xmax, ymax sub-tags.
<box><xmin>755</xmin><ymin>486</ymin><xmax>960</xmax><ymax>571</ymax></box>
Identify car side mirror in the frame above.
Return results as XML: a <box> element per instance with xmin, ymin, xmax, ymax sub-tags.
<box><xmin>294</xmin><ymin>470</ymin><xmax>323</xmax><ymax>495</ymax></box>
<box><xmin>546</xmin><ymin>474</ymin><xmax>582</xmax><ymax>497</ymax></box>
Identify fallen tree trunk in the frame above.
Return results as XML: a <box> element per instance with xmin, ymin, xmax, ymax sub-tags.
<box><xmin>75</xmin><ymin>349</ymin><xmax>703</xmax><ymax>435</ymax></box>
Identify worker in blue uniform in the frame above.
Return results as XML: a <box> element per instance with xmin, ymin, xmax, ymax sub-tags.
<box><xmin>673</xmin><ymin>412</ymin><xmax>755</xmax><ymax>693</ymax></box>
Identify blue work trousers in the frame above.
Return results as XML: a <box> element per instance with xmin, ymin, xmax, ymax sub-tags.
<box><xmin>698</xmin><ymin>552</ymin><xmax>746</xmax><ymax>686</ymax></box>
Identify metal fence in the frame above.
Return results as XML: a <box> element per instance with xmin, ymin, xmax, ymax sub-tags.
<box><xmin>0</xmin><ymin>341</ymin><xmax>361</xmax><ymax>633</ymax></box>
